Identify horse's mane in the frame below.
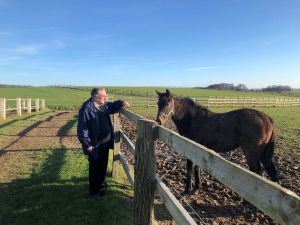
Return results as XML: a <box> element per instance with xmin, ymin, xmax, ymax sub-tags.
<box><xmin>179</xmin><ymin>97</ymin><xmax>208</xmax><ymax>111</ymax></box>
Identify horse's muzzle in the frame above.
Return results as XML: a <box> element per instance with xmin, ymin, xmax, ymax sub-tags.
<box><xmin>156</xmin><ymin>115</ymin><xmax>166</xmax><ymax>125</ymax></box>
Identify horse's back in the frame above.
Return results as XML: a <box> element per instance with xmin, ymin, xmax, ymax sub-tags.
<box><xmin>226</xmin><ymin>108</ymin><xmax>275</xmax><ymax>145</ymax></box>
<box><xmin>192</xmin><ymin>108</ymin><xmax>275</xmax><ymax>152</ymax></box>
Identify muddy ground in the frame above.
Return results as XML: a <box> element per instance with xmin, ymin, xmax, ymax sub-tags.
<box><xmin>120</xmin><ymin>114</ymin><xmax>300</xmax><ymax>225</ymax></box>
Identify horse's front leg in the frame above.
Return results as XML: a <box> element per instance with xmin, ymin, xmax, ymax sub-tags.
<box><xmin>185</xmin><ymin>159</ymin><xmax>193</xmax><ymax>193</ymax></box>
<box><xmin>194</xmin><ymin>165</ymin><xmax>201</xmax><ymax>190</ymax></box>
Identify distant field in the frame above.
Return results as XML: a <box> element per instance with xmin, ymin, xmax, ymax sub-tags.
<box><xmin>0</xmin><ymin>87</ymin><xmax>90</xmax><ymax>110</ymax></box>
<box><xmin>102</xmin><ymin>86</ymin><xmax>300</xmax><ymax>98</ymax></box>
<box><xmin>1</xmin><ymin>85</ymin><xmax>299</xmax><ymax>156</ymax></box>
<box><xmin>1</xmin><ymin>86</ymin><xmax>299</xmax><ymax>111</ymax></box>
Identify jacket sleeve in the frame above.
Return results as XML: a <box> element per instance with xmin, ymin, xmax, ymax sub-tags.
<box><xmin>77</xmin><ymin>108</ymin><xmax>91</xmax><ymax>153</ymax></box>
<box><xmin>106</xmin><ymin>100</ymin><xmax>124</xmax><ymax>114</ymax></box>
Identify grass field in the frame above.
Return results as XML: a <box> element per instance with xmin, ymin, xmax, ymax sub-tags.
<box><xmin>1</xmin><ymin>86</ymin><xmax>300</xmax><ymax>110</ymax></box>
<box><xmin>1</xmin><ymin>86</ymin><xmax>299</xmax><ymax>157</ymax></box>
<box><xmin>0</xmin><ymin>111</ymin><xmax>134</xmax><ymax>225</ymax></box>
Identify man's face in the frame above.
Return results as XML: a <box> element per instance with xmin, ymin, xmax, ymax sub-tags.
<box><xmin>95</xmin><ymin>90</ymin><xmax>107</xmax><ymax>105</ymax></box>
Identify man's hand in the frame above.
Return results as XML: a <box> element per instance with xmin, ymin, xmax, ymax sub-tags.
<box><xmin>122</xmin><ymin>101</ymin><xmax>130</xmax><ymax>108</ymax></box>
<box><xmin>87</xmin><ymin>146</ymin><xmax>94</xmax><ymax>153</ymax></box>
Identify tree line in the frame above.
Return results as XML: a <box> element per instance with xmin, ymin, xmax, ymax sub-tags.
<box><xmin>195</xmin><ymin>83</ymin><xmax>293</xmax><ymax>92</ymax></box>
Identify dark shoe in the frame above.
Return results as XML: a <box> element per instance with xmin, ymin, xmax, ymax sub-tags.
<box><xmin>89</xmin><ymin>191</ymin><xmax>98</xmax><ymax>197</ymax></box>
<box><xmin>98</xmin><ymin>187</ymin><xmax>106</xmax><ymax>196</ymax></box>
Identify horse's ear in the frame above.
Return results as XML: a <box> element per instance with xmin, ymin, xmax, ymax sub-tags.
<box><xmin>166</xmin><ymin>89</ymin><xmax>171</xmax><ymax>97</ymax></box>
<box><xmin>155</xmin><ymin>90</ymin><xmax>162</xmax><ymax>96</ymax></box>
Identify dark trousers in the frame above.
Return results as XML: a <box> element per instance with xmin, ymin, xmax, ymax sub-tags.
<box><xmin>88</xmin><ymin>147</ymin><xmax>110</xmax><ymax>194</ymax></box>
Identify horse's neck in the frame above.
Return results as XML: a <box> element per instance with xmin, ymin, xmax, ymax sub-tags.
<box><xmin>172</xmin><ymin>98</ymin><xmax>212</xmax><ymax>134</ymax></box>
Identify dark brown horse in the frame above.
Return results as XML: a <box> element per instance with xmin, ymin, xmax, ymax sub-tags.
<box><xmin>156</xmin><ymin>89</ymin><xmax>279</xmax><ymax>193</ymax></box>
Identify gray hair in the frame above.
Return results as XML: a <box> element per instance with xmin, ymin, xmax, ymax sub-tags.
<box><xmin>91</xmin><ymin>88</ymin><xmax>106</xmax><ymax>98</ymax></box>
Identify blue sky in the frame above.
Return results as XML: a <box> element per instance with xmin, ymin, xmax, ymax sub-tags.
<box><xmin>0</xmin><ymin>0</ymin><xmax>299</xmax><ymax>88</ymax></box>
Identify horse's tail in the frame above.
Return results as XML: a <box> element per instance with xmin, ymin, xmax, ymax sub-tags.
<box><xmin>261</xmin><ymin>119</ymin><xmax>279</xmax><ymax>182</ymax></box>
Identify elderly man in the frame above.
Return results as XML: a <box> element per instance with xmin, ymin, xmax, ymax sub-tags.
<box><xmin>77</xmin><ymin>88</ymin><xmax>130</xmax><ymax>196</ymax></box>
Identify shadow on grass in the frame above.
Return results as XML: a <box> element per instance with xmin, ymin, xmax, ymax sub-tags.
<box><xmin>0</xmin><ymin>147</ymin><xmax>133</xmax><ymax>225</ymax></box>
<box><xmin>57</xmin><ymin>115</ymin><xmax>78</xmax><ymax>139</ymax></box>
<box><xmin>0</xmin><ymin>111</ymin><xmax>50</xmax><ymax>130</ymax></box>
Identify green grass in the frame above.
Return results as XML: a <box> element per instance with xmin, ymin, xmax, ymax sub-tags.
<box><xmin>0</xmin><ymin>86</ymin><xmax>90</xmax><ymax>110</ymax></box>
<box><xmin>1</xmin><ymin>85</ymin><xmax>299</xmax><ymax>157</ymax></box>
<box><xmin>1</xmin><ymin>86</ymin><xmax>299</xmax><ymax>111</ymax></box>
<box><xmin>0</xmin><ymin>111</ymin><xmax>53</xmax><ymax>140</ymax></box>
<box><xmin>0</xmin><ymin>112</ymin><xmax>134</xmax><ymax>225</ymax></box>
<box><xmin>0</xmin><ymin>149</ymin><xmax>133</xmax><ymax>225</ymax></box>
<box><xmin>104</xmin><ymin>86</ymin><xmax>300</xmax><ymax>98</ymax></box>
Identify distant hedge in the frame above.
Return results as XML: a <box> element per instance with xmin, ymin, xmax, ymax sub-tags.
<box><xmin>46</xmin><ymin>105</ymin><xmax>80</xmax><ymax>111</ymax></box>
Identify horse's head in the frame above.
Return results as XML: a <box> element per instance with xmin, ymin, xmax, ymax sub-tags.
<box><xmin>156</xmin><ymin>89</ymin><xmax>175</xmax><ymax>125</ymax></box>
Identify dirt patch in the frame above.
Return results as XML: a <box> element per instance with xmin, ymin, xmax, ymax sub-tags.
<box><xmin>0</xmin><ymin>112</ymin><xmax>81</xmax><ymax>183</ymax></box>
<box><xmin>120</xmin><ymin>114</ymin><xmax>300</xmax><ymax>225</ymax></box>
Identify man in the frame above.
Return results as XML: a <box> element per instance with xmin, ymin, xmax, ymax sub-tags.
<box><xmin>77</xmin><ymin>88</ymin><xmax>130</xmax><ymax>196</ymax></box>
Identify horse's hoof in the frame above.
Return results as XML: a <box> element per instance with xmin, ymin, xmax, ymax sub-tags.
<box><xmin>181</xmin><ymin>189</ymin><xmax>191</xmax><ymax>195</ymax></box>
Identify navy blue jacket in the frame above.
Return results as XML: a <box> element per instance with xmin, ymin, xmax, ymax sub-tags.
<box><xmin>77</xmin><ymin>98</ymin><xmax>124</xmax><ymax>157</ymax></box>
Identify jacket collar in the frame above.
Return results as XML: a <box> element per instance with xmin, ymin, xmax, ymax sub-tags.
<box><xmin>85</xmin><ymin>98</ymin><xmax>97</xmax><ymax>112</ymax></box>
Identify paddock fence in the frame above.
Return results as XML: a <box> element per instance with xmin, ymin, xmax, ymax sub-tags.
<box><xmin>112</xmin><ymin>108</ymin><xmax>300</xmax><ymax>225</ymax></box>
<box><xmin>0</xmin><ymin>98</ymin><xmax>46</xmax><ymax>119</ymax></box>
<box><xmin>107</xmin><ymin>91</ymin><xmax>300</xmax><ymax>108</ymax></box>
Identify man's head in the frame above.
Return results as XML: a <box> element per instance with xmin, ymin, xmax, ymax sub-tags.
<box><xmin>91</xmin><ymin>88</ymin><xmax>107</xmax><ymax>105</ymax></box>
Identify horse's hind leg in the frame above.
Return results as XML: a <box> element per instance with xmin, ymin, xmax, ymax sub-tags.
<box><xmin>261</xmin><ymin>151</ymin><xmax>279</xmax><ymax>182</ymax></box>
<box><xmin>263</xmin><ymin>161</ymin><xmax>279</xmax><ymax>182</ymax></box>
<box><xmin>242</xmin><ymin>147</ymin><xmax>262</xmax><ymax>175</ymax></box>
<box><xmin>260</xmin><ymin>137</ymin><xmax>279</xmax><ymax>182</ymax></box>
<box><xmin>194</xmin><ymin>165</ymin><xmax>201</xmax><ymax>190</ymax></box>
<box><xmin>185</xmin><ymin>159</ymin><xmax>193</xmax><ymax>193</ymax></box>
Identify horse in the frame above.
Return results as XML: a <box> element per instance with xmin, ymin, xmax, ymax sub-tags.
<box><xmin>155</xmin><ymin>89</ymin><xmax>279</xmax><ymax>193</ymax></box>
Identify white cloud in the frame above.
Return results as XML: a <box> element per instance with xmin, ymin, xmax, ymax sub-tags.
<box><xmin>8</xmin><ymin>44</ymin><xmax>45</xmax><ymax>55</ymax></box>
<box><xmin>187</xmin><ymin>66</ymin><xmax>224</xmax><ymax>71</ymax></box>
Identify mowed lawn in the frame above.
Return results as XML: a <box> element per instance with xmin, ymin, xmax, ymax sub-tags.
<box><xmin>0</xmin><ymin>111</ymin><xmax>134</xmax><ymax>225</ymax></box>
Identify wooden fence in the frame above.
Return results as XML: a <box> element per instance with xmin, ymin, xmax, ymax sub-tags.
<box><xmin>112</xmin><ymin>109</ymin><xmax>300</xmax><ymax>225</ymax></box>
<box><xmin>0</xmin><ymin>98</ymin><xmax>46</xmax><ymax>119</ymax></box>
<box><xmin>111</xmin><ymin>95</ymin><xmax>300</xmax><ymax>108</ymax></box>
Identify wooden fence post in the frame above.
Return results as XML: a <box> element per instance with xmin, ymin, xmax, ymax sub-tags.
<box><xmin>130</xmin><ymin>96</ymin><xmax>132</xmax><ymax>106</ymax></box>
<box><xmin>134</xmin><ymin>119</ymin><xmax>157</xmax><ymax>225</ymax></box>
<box><xmin>112</xmin><ymin>113</ymin><xmax>120</xmax><ymax>178</ymax></box>
<box><xmin>27</xmin><ymin>99</ymin><xmax>31</xmax><ymax>114</ymax></box>
<box><xmin>146</xmin><ymin>92</ymin><xmax>149</xmax><ymax>108</ymax></box>
<box><xmin>35</xmin><ymin>98</ymin><xmax>40</xmax><ymax>112</ymax></box>
<box><xmin>0</xmin><ymin>98</ymin><xmax>6</xmax><ymax>119</ymax></box>
<box><xmin>22</xmin><ymin>99</ymin><xmax>26</xmax><ymax>111</ymax></box>
<box><xmin>16</xmin><ymin>97</ymin><xmax>22</xmax><ymax>116</ymax></box>
<box><xmin>41</xmin><ymin>99</ymin><xmax>45</xmax><ymax>110</ymax></box>
<box><xmin>207</xmin><ymin>96</ymin><xmax>210</xmax><ymax>108</ymax></box>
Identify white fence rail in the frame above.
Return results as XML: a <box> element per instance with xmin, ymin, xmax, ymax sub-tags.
<box><xmin>0</xmin><ymin>98</ymin><xmax>46</xmax><ymax>119</ymax></box>
<box><xmin>111</xmin><ymin>95</ymin><xmax>300</xmax><ymax>108</ymax></box>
